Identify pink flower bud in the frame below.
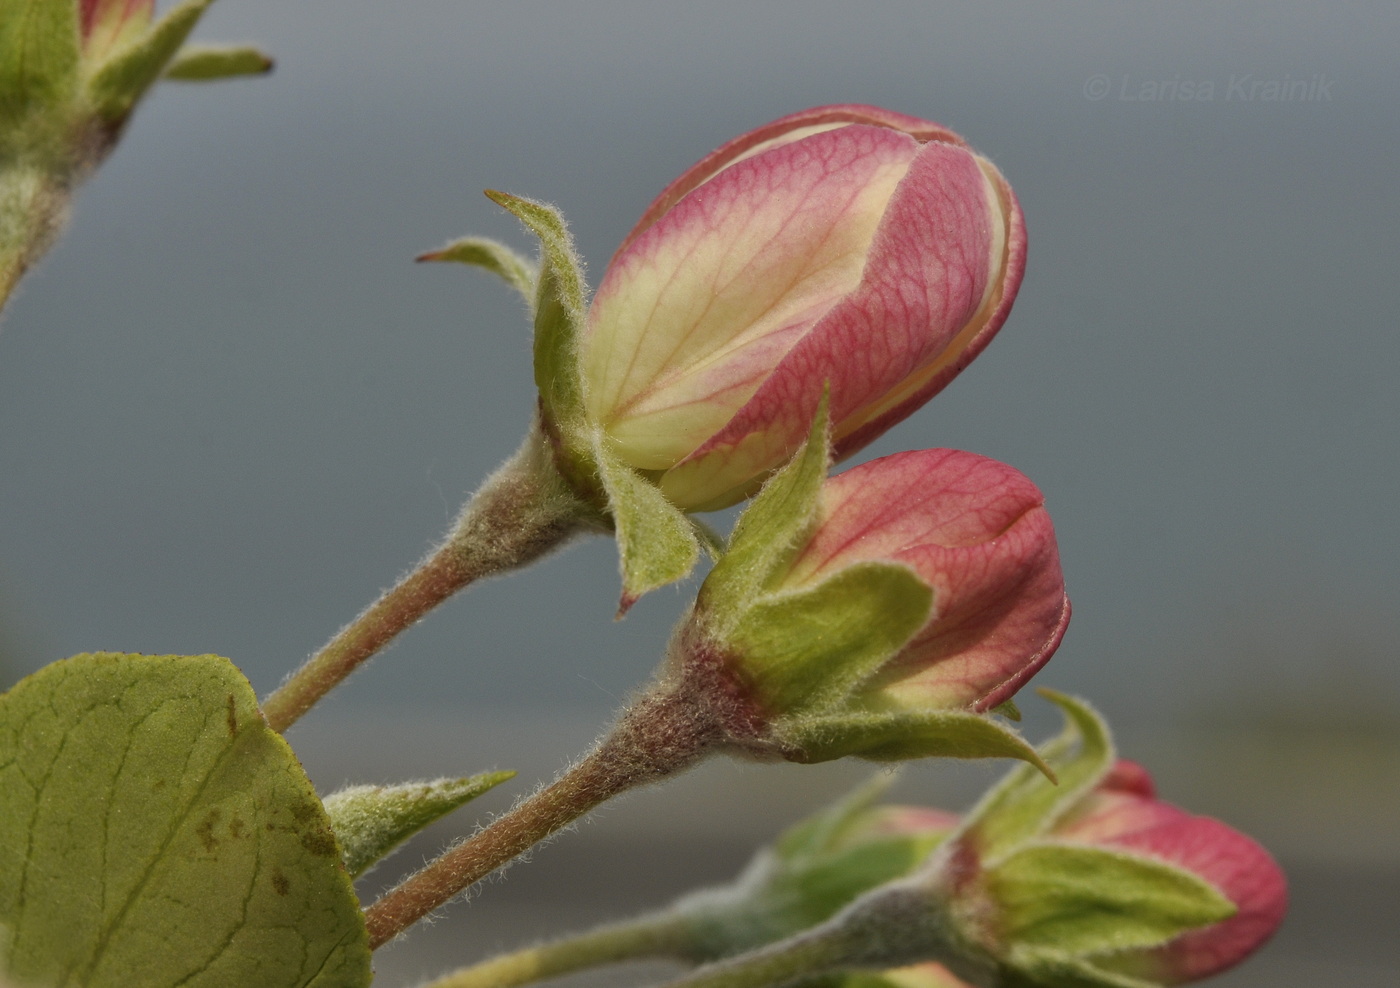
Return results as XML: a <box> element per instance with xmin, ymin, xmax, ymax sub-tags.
<box><xmin>582</xmin><ymin>105</ymin><xmax>1026</xmax><ymax>511</ymax></box>
<box><xmin>80</xmin><ymin>0</ymin><xmax>154</xmax><ymax>62</ymax></box>
<box><xmin>1051</xmin><ymin>760</ymin><xmax>1288</xmax><ymax>984</ymax></box>
<box><xmin>779</xmin><ymin>448</ymin><xmax>1069</xmax><ymax>715</ymax></box>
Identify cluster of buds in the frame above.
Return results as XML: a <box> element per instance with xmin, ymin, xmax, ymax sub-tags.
<box><xmin>659</xmin><ymin>402</ymin><xmax>1070</xmax><ymax>766</ymax></box>
<box><xmin>441</xmin><ymin>104</ymin><xmax>1027</xmax><ymax>603</ymax></box>
<box><xmin>649</xmin><ymin>695</ymin><xmax>1285</xmax><ymax>988</ymax></box>
<box><xmin>432</xmin><ymin>104</ymin><xmax>1065</xmax><ymax>763</ymax></box>
<box><xmin>0</xmin><ymin>0</ymin><xmax>271</xmax><ymax>306</ymax></box>
<box><xmin>369</xmin><ymin>106</ymin><xmax>1288</xmax><ymax>962</ymax></box>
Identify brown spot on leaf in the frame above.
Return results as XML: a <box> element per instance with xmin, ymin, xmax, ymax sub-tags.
<box><xmin>299</xmin><ymin>825</ymin><xmax>339</xmax><ymax>858</ymax></box>
<box><xmin>226</xmin><ymin>693</ymin><xmax>238</xmax><ymax>736</ymax></box>
<box><xmin>271</xmin><ymin>866</ymin><xmax>290</xmax><ymax>896</ymax></box>
<box><xmin>229</xmin><ymin>813</ymin><xmax>246</xmax><ymax>840</ymax></box>
<box><xmin>196</xmin><ymin>808</ymin><xmax>222</xmax><ymax>852</ymax></box>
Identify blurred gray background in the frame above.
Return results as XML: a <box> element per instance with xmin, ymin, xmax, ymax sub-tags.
<box><xmin>1</xmin><ymin>1</ymin><xmax>1396</xmax><ymax>985</ymax></box>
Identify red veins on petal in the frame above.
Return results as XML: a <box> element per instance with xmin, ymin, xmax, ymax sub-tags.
<box><xmin>663</xmin><ymin>141</ymin><xmax>1014</xmax><ymax>510</ymax></box>
<box><xmin>785</xmin><ymin>449</ymin><xmax>1069</xmax><ymax>712</ymax></box>
<box><xmin>615</xmin><ymin>104</ymin><xmax>966</xmax><ymax>258</ymax></box>
<box><xmin>1056</xmin><ymin>764</ymin><xmax>1289</xmax><ymax>984</ymax></box>
<box><xmin>587</xmin><ymin>125</ymin><xmax>918</xmax><ymax>473</ymax></box>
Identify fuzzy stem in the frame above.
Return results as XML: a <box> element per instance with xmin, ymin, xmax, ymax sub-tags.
<box><xmin>418</xmin><ymin>912</ymin><xmax>695</xmax><ymax>988</ymax></box>
<box><xmin>261</xmin><ymin>423</ymin><xmax>598</xmax><ymax>733</ymax></box>
<box><xmin>653</xmin><ymin>925</ymin><xmax>862</xmax><ymax>988</ymax></box>
<box><xmin>1</xmin><ymin>162</ymin><xmax>71</xmax><ymax>316</ymax></box>
<box><xmin>363</xmin><ymin>684</ymin><xmax>722</xmax><ymax>948</ymax></box>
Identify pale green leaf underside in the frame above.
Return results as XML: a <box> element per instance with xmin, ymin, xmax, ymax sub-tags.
<box><xmin>0</xmin><ymin>653</ymin><xmax>371</xmax><ymax>988</ymax></box>
<box><xmin>323</xmin><ymin>771</ymin><xmax>515</xmax><ymax>878</ymax></box>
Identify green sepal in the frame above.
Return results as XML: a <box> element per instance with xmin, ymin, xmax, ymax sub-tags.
<box><xmin>681</xmin><ymin>776</ymin><xmax>950</xmax><ymax>959</ymax></box>
<box><xmin>87</xmin><ymin>0</ymin><xmax>215</xmax><ymax>124</ymax></box>
<box><xmin>484</xmin><ymin>190</ymin><xmax>589</xmax><ymax>436</ymax></box>
<box><xmin>992</xmin><ymin>699</ymin><xmax>1023</xmax><ymax>722</ymax></box>
<box><xmin>962</xmin><ymin>692</ymin><xmax>1114</xmax><ymax>859</ymax></box>
<box><xmin>989</xmin><ymin>842</ymin><xmax>1235</xmax><ymax>958</ymax></box>
<box><xmin>0</xmin><ymin>653</ymin><xmax>371</xmax><ymax>988</ymax></box>
<box><xmin>1001</xmin><ymin>949</ymin><xmax>1160</xmax><ymax>988</ymax></box>
<box><xmin>817</xmin><ymin>969</ymin><xmax>972</xmax><ymax>988</ymax></box>
<box><xmin>322</xmin><ymin>771</ymin><xmax>515</xmax><ymax>878</ymax></box>
<box><xmin>164</xmin><ymin>44</ymin><xmax>274</xmax><ymax>81</ymax></box>
<box><xmin>596</xmin><ymin>441</ymin><xmax>700</xmax><ymax>610</ymax></box>
<box><xmin>773</xmin><ymin>773</ymin><xmax>895</xmax><ymax>861</ymax></box>
<box><xmin>779</xmin><ymin>707</ymin><xmax>1046</xmax><ymax>767</ymax></box>
<box><xmin>727</xmin><ymin>561</ymin><xmax>932</xmax><ymax>716</ymax></box>
<box><xmin>416</xmin><ymin>235</ymin><xmax>538</xmax><ymax>312</ymax></box>
<box><xmin>0</xmin><ymin>0</ymin><xmax>80</xmax><ymax>135</ymax></box>
<box><xmin>700</xmin><ymin>394</ymin><xmax>830</xmax><ymax>628</ymax></box>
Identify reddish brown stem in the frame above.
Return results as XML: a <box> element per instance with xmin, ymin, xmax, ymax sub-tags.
<box><xmin>363</xmin><ymin>685</ymin><xmax>719</xmax><ymax>948</ymax></box>
<box><xmin>261</xmin><ymin>426</ymin><xmax>596</xmax><ymax>733</ymax></box>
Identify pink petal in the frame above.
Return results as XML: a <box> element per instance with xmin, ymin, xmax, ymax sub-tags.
<box><xmin>663</xmin><ymin>142</ymin><xmax>1007</xmax><ymax>510</ymax></box>
<box><xmin>615</xmin><ymin>105</ymin><xmax>966</xmax><ymax>259</ymax></box>
<box><xmin>1057</xmin><ymin>792</ymin><xmax>1288</xmax><ymax>984</ymax></box>
<box><xmin>585</xmin><ymin>125</ymin><xmax>919</xmax><ymax>471</ymax></box>
<box><xmin>778</xmin><ymin>449</ymin><xmax>1066</xmax><ymax>711</ymax></box>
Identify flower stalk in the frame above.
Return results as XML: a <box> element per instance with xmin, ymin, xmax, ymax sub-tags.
<box><xmin>361</xmin><ymin>668</ymin><xmax>750</xmax><ymax>948</ymax></box>
<box><xmin>261</xmin><ymin>422</ymin><xmax>600</xmax><ymax>732</ymax></box>
<box><xmin>418</xmin><ymin>913</ymin><xmax>693</xmax><ymax>988</ymax></box>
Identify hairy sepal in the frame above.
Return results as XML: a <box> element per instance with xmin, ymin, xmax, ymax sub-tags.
<box><xmin>164</xmin><ymin>44</ymin><xmax>274</xmax><ymax>81</ymax></box>
<box><xmin>416</xmin><ymin>234</ymin><xmax>538</xmax><ymax>312</ymax></box>
<box><xmin>960</xmin><ymin>691</ymin><xmax>1113</xmax><ymax>858</ymax></box>
<box><xmin>700</xmin><ymin>394</ymin><xmax>831</xmax><ymax>625</ymax></box>
<box><xmin>988</xmin><ymin>843</ymin><xmax>1236</xmax><ymax>959</ymax></box>
<box><xmin>322</xmin><ymin>771</ymin><xmax>515</xmax><ymax>878</ymax></box>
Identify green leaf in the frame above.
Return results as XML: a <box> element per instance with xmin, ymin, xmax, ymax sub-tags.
<box><xmin>0</xmin><ymin>653</ymin><xmax>371</xmax><ymax>988</ymax></box>
<box><xmin>727</xmin><ymin>562</ymin><xmax>932</xmax><ymax>715</ymax></box>
<box><xmin>484</xmin><ymin>190</ymin><xmax>589</xmax><ymax>435</ymax></box>
<box><xmin>0</xmin><ymin>0</ymin><xmax>79</xmax><ymax>136</ymax></box>
<box><xmin>416</xmin><ymin>235</ymin><xmax>538</xmax><ymax>311</ymax></box>
<box><xmin>962</xmin><ymin>692</ymin><xmax>1114</xmax><ymax>859</ymax></box>
<box><xmin>323</xmin><ymin>771</ymin><xmax>515</xmax><ymax>878</ymax></box>
<box><xmin>87</xmin><ymin>0</ymin><xmax>215</xmax><ymax>123</ymax></box>
<box><xmin>164</xmin><ymin>43</ymin><xmax>274</xmax><ymax>81</ymax></box>
<box><xmin>781</xmin><ymin>708</ymin><xmax>1045</xmax><ymax>767</ymax></box>
<box><xmin>596</xmin><ymin>443</ymin><xmax>700</xmax><ymax>609</ymax></box>
<box><xmin>700</xmin><ymin>395</ymin><xmax>830</xmax><ymax>627</ymax></box>
<box><xmin>990</xmin><ymin>842</ymin><xmax>1235</xmax><ymax>957</ymax></box>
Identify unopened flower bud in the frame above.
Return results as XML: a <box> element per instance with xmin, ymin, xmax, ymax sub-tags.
<box><xmin>669</xmin><ymin>407</ymin><xmax>1068</xmax><ymax>766</ymax></box>
<box><xmin>675</xmin><ymin>778</ymin><xmax>960</xmax><ymax>961</ymax></box>
<box><xmin>1</xmin><ymin>0</ymin><xmax>271</xmax><ymax>309</ymax></box>
<box><xmin>580</xmin><ymin>104</ymin><xmax>1026</xmax><ymax>513</ymax></box>
<box><xmin>926</xmin><ymin>694</ymin><xmax>1287</xmax><ymax>987</ymax></box>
